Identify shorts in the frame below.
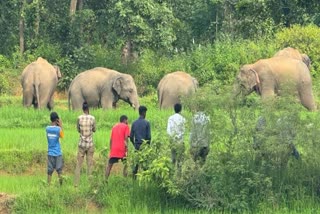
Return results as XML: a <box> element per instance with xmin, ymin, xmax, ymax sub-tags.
<box><xmin>108</xmin><ymin>157</ymin><xmax>127</xmax><ymax>164</ymax></box>
<box><xmin>47</xmin><ymin>155</ymin><xmax>63</xmax><ymax>175</ymax></box>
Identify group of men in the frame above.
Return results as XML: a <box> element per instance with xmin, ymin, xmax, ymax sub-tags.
<box><xmin>45</xmin><ymin>101</ymin><xmax>210</xmax><ymax>186</ymax></box>
<box><xmin>45</xmin><ymin>101</ymin><xmax>97</xmax><ymax>186</ymax></box>
<box><xmin>167</xmin><ymin>103</ymin><xmax>211</xmax><ymax>172</ymax></box>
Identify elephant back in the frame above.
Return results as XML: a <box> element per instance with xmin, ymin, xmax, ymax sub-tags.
<box><xmin>274</xmin><ymin>47</ymin><xmax>311</xmax><ymax>69</ymax></box>
<box><xmin>157</xmin><ymin>71</ymin><xmax>198</xmax><ymax>109</ymax></box>
<box><xmin>21</xmin><ymin>57</ymin><xmax>58</xmax><ymax>84</ymax></box>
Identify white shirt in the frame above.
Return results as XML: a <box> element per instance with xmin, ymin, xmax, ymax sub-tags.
<box><xmin>167</xmin><ymin>113</ymin><xmax>186</xmax><ymax>142</ymax></box>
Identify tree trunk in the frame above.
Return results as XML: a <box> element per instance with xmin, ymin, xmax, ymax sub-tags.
<box><xmin>78</xmin><ymin>0</ymin><xmax>83</xmax><ymax>11</ymax></box>
<box><xmin>70</xmin><ymin>0</ymin><xmax>77</xmax><ymax>16</ymax></box>
<box><xmin>34</xmin><ymin>0</ymin><xmax>40</xmax><ymax>37</ymax></box>
<box><xmin>19</xmin><ymin>0</ymin><xmax>25</xmax><ymax>55</ymax></box>
<box><xmin>121</xmin><ymin>40</ymin><xmax>132</xmax><ymax>65</ymax></box>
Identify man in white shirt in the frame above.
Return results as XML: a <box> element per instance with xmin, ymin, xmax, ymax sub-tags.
<box><xmin>167</xmin><ymin>103</ymin><xmax>186</xmax><ymax>171</ymax></box>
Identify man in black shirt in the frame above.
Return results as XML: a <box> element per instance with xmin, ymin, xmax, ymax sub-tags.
<box><xmin>130</xmin><ymin>106</ymin><xmax>151</xmax><ymax>178</ymax></box>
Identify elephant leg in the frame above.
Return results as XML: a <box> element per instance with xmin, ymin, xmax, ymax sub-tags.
<box><xmin>47</xmin><ymin>96</ymin><xmax>54</xmax><ymax>111</ymax></box>
<box><xmin>71</xmin><ymin>93</ymin><xmax>85</xmax><ymax>110</ymax></box>
<box><xmin>23</xmin><ymin>89</ymin><xmax>34</xmax><ymax>107</ymax></box>
<box><xmin>100</xmin><ymin>96</ymin><xmax>114</xmax><ymax>109</ymax></box>
<box><xmin>299</xmin><ymin>85</ymin><xmax>316</xmax><ymax>111</ymax></box>
<box><xmin>260</xmin><ymin>85</ymin><xmax>275</xmax><ymax>99</ymax></box>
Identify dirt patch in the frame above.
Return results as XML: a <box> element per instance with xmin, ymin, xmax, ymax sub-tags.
<box><xmin>0</xmin><ymin>193</ymin><xmax>15</xmax><ymax>214</ymax></box>
<box><xmin>86</xmin><ymin>201</ymin><xmax>101</xmax><ymax>213</ymax></box>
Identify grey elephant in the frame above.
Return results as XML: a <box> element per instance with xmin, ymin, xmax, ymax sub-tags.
<box><xmin>274</xmin><ymin>47</ymin><xmax>311</xmax><ymax>70</ymax></box>
<box><xmin>68</xmin><ymin>67</ymin><xmax>140</xmax><ymax>110</ymax></box>
<box><xmin>21</xmin><ymin>57</ymin><xmax>61</xmax><ymax>110</ymax></box>
<box><xmin>234</xmin><ymin>56</ymin><xmax>316</xmax><ymax>111</ymax></box>
<box><xmin>157</xmin><ymin>71</ymin><xmax>198</xmax><ymax>109</ymax></box>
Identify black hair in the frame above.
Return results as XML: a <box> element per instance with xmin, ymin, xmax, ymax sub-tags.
<box><xmin>139</xmin><ymin>106</ymin><xmax>147</xmax><ymax>115</ymax></box>
<box><xmin>120</xmin><ymin>115</ymin><xmax>128</xmax><ymax>122</ymax></box>
<box><xmin>50</xmin><ymin>112</ymin><xmax>59</xmax><ymax>122</ymax></box>
<box><xmin>174</xmin><ymin>103</ymin><xmax>182</xmax><ymax>113</ymax></box>
<box><xmin>82</xmin><ymin>101</ymin><xmax>89</xmax><ymax>111</ymax></box>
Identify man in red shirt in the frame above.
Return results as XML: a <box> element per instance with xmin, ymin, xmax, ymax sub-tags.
<box><xmin>105</xmin><ymin>115</ymin><xmax>130</xmax><ymax>180</ymax></box>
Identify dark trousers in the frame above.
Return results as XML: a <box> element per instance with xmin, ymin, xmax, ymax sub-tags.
<box><xmin>133</xmin><ymin>143</ymin><xmax>142</xmax><ymax>178</ymax></box>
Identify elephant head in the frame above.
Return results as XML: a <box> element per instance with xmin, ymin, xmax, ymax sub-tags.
<box><xmin>53</xmin><ymin>65</ymin><xmax>62</xmax><ymax>80</ymax></box>
<box><xmin>234</xmin><ymin>64</ymin><xmax>261</xmax><ymax>97</ymax></box>
<box><xmin>112</xmin><ymin>75</ymin><xmax>140</xmax><ymax>110</ymax></box>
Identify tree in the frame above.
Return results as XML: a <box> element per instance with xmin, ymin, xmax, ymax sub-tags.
<box><xmin>106</xmin><ymin>0</ymin><xmax>177</xmax><ymax>56</ymax></box>
<box><xmin>19</xmin><ymin>0</ymin><xmax>26</xmax><ymax>54</ymax></box>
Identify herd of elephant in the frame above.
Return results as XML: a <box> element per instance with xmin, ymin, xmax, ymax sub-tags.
<box><xmin>20</xmin><ymin>47</ymin><xmax>315</xmax><ymax>111</ymax></box>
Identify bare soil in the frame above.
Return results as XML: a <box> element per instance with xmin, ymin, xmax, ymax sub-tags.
<box><xmin>0</xmin><ymin>193</ymin><xmax>15</xmax><ymax>214</ymax></box>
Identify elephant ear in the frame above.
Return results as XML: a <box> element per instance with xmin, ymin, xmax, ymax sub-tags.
<box><xmin>192</xmin><ymin>77</ymin><xmax>199</xmax><ymax>89</ymax></box>
<box><xmin>113</xmin><ymin>76</ymin><xmax>123</xmax><ymax>94</ymax></box>
<box><xmin>301</xmin><ymin>54</ymin><xmax>311</xmax><ymax>69</ymax></box>
<box><xmin>240</xmin><ymin>65</ymin><xmax>257</xmax><ymax>88</ymax></box>
<box><xmin>54</xmin><ymin>65</ymin><xmax>62</xmax><ymax>79</ymax></box>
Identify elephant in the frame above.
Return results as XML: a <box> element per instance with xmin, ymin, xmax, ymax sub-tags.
<box><xmin>234</xmin><ymin>56</ymin><xmax>316</xmax><ymax>111</ymax></box>
<box><xmin>157</xmin><ymin>71</ymin><xmax>198</xmax><ymax>109</ymax></box>
<box><xmin>21</xmin><ymin>57</ymin><xmax>61</xmax><ymax>110</ymax></box>
<box><xmin>274</xmin><ymin>47</ymin><xmax>311</xmax><ymax>70</ymax></box>
<box><xmin>68</xmin><ymin>67</ymin><xmax>139</xmax><ymax>110</ymax></box>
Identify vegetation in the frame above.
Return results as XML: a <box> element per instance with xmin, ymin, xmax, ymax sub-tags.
<box><xmin>1</xmin><ymin>88</ymin><xmax>320</xmax><ymax>213</ymax></box>
<box><xmin>1</xmin><ymin>0</ymin><xmax>320</xmax><ymax>213</ymax></box>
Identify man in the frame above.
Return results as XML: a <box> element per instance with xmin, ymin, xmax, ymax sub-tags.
<box><xmin>167</xmin><ymin>103</ymin><xmax>186</xmax><ymax>171</ymax></box>
<box><xmin>130</xmin><ymin>106</ymin><xmax>151</xmax><ymax>178</ymax></box>
<box><xmin>105</xmin><ymin>115</ymin><xmax>130</xmax><ymax>180</ymax></box>
<box><xmin>74</xmin><ymin>101</ymin><xmax>96</xmax><ymax>187</ymax></box>
<box><xmin>46</xmin><ymin>112</ymin><xmax>64</xmax><ymax>186</ymax></box>
<box><xmin>190</xmin><ymin>108</ymin><xmax>211</xmax><ymax>165</ymax></box>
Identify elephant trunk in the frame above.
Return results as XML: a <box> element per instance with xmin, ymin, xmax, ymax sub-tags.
<box><xmin>232</xmin><ymin>83</ymin><xmax>242</xmax><ymax>98</ymax></box>
<box><xmin>131</xmin><ymin>101</ymin><xmax>140</xmax><ymax>110</ymax></box>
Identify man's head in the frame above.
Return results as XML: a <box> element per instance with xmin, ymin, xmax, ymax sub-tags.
<box><xmin>82</xmin><ymin>101</ymin><xmax>89</xmax><ymax>112</ymax></box>
<box><xmin>174</xmin><ymin>103</ymin><xmax>182</xmax><ymax>113</ymax></box>
<box><xmin>139</xmin><ymin>106</ymin><xmax>147</xmax><ymax>117</ymax></box>
<box><xmin>50</xmin><ymin>112</ymin><xmax>59</xmax><ymax>123</ymax></box>
<box><xmin>120</xmin><ymin>115</ymin><xmax>128</xmax><ymax>124</ymax></box>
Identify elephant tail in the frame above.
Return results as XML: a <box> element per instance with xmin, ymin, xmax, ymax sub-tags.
<box><xmin>157</xmin><ymin>87</ymin><xmax>163</xmax><ymax>109</ymax></box>
<box><xmin>33</xmin><ymin>72</ymin><xmax>41</xmax><ymax>109</ymax></box>
<box><xmin>68</xmin><ymin>88</ymin><xmax>71</xmax><ymax>111</ymax></box>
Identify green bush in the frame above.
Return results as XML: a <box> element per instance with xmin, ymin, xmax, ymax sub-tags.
<box><xmin>275</xmin><ymin>25</ymin><xmax>320</xmax><ymax>77</ymax></box>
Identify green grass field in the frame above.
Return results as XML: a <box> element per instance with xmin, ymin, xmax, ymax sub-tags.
<box><xmin>1</xmin><ymin>95</ymin><xmax>320</xmax><ymax>213</ymax></box>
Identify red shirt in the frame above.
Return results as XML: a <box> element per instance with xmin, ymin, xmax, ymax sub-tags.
<box><xmin>109</xmin><ymin>123</ymin><xmax>130</xmax><ymax>158</ymax></box>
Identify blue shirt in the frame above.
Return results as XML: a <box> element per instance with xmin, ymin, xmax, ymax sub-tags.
<box><xmin>130</xmin><ymin>117</ymin><xmax>151</xmax><ymax>145</ymax></box>
<box><xmin>46</xmin><ymin>126</ymin><xmax>63</xmax><ymax>156</ymax></box>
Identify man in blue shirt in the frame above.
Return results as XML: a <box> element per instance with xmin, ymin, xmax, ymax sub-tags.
<box><xmin>130</xmin><ymin>106</ymin><xmax>151</xmax><ymax>179</ymax></box>
<box><xmin>46</xmin><ymin>112</ymin><xmax>64</xmax><ymax>186</ymax></box>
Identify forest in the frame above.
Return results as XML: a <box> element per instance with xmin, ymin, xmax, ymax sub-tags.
<box><xmin>0</xmin><ymin>0</ymin><xmax>320</xmax><ymax>94</ymax></box>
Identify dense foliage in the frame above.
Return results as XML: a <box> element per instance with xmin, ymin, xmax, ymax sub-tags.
<box><xmin>0</xmin><ymin>0</ymin><xmax>319</xmax><ymax>94</ymax></box>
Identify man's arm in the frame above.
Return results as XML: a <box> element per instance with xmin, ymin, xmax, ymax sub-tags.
<box><xmin>77</xmin><ymin>118</ymin><xmax>80</xmax><ymax>133</ymax></box>
<box><xmin>146</xmin><ymin>122</ymin><xmax>151</xmax><ymax>143</ymax></box>
<box><xmin>59</xmin><ymin>119</ymin><xmax>64</xmax><ymax>139</ymax></box>
<box><xmin>92</xmin><ymin>118</ymin><xmax>96</xmax><ymax>132</ymax></box>
<box><xmin>130</xmin><ymin>123</ymin><xmax>135</xmax><ymax>145</ymax></box>
<box><xmin>167</xmin><ymin>118</ymin><xmax>172</xmax><ymax>136</ymax></box>
<box><xmin>59</xmin><ymin>128</ymin><xmax>65</xmax><ymax>139</ymax></box>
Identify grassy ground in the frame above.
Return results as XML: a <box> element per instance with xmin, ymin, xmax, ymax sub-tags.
<box><xmin>1</xmin><ymin>95</ymin><xmax>320</xmax><ymax>213</ymax></box>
